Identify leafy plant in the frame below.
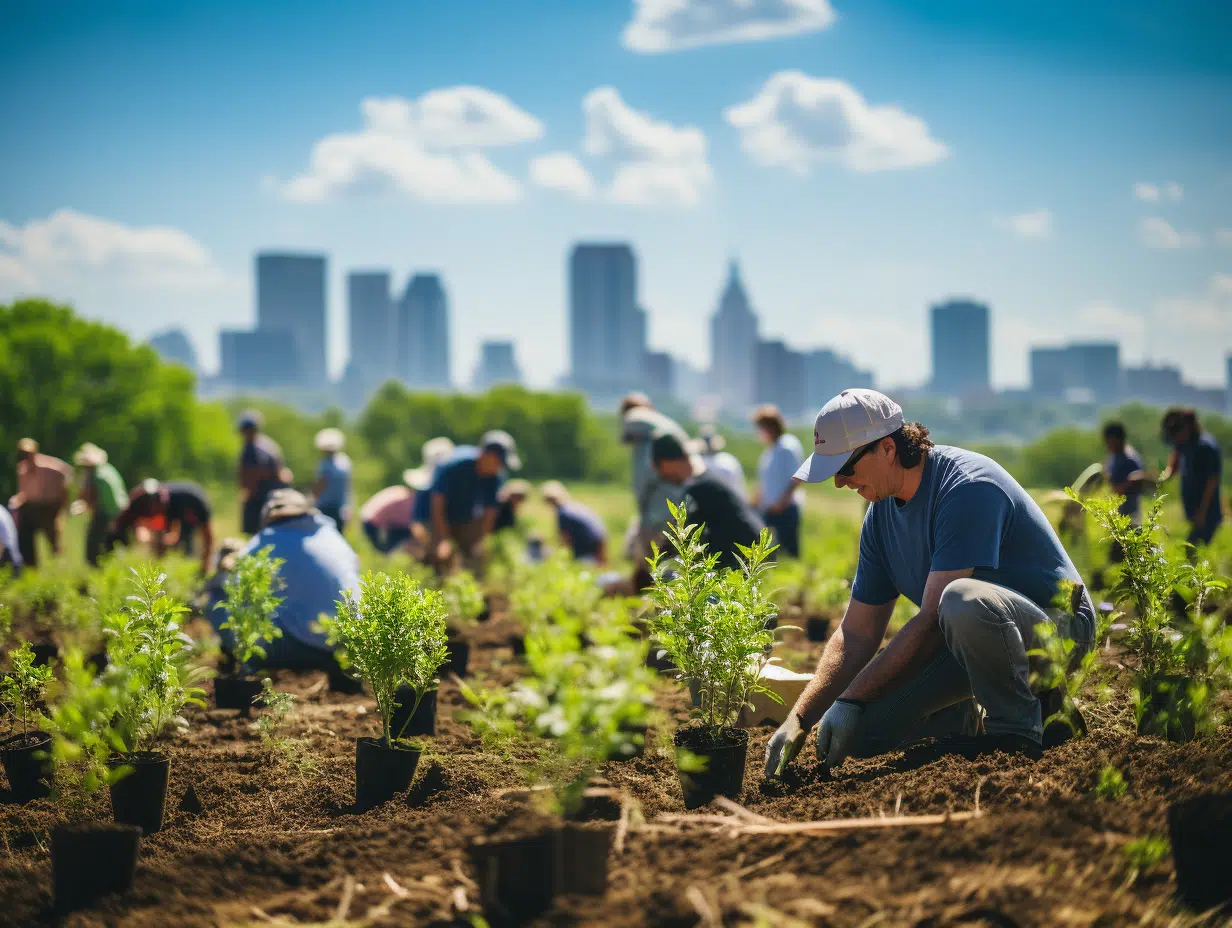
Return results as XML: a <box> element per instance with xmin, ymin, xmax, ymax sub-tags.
<box><xmin>644</xmin><ymin>500</ymin><xmax>785</xmax><ymax>739</ymax></box>
<box><xmin>254</xmin><ymin>677</ymin><xmax>296</xmax><ymax>745</ymax></box>
<box><xmin>105</xmin><ymin>566</ymin><xmax>208</xmax><ymax>753</ymax></box>
<box><xmin>45</xmin><ymin>648</ymin><xmax>131</xmax><ymax>808</ymax></box>
<box><xmin>1122</xmin><ymin>834</ymin><xmax>1170</xmax><ymax>883</ymax></box>
<box><xmin>442</xmin><ymin>570</ymin><xmax>486</xmax><ymax>626</ymax></box>
<box><xmin>1094</xmin><ymin>764</ymin><xmax>1127</xmax><ymax>800</ymax></box>
<box><xmin>1</xmin><ymin>641</ymin><xmax>53</xmax><ymax>739</ymax></box>
<box><xmin>215</xmin><ymin>547</ymin><xmax>286</xmax><ymax>669</ymax></box>
<box><xmin>324</xmin><ymin>572</ymin><xmax>449</xmax><ymax>745</ymax></box>
<box><xmin>1028</xmin><ymin>579</ymin><xmax>1113</xmax><ymax>738</ymax></box>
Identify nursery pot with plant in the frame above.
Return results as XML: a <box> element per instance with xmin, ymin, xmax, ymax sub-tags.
<box><xmin>645</xmin><ymin>502</ymin><xmax>786</xmax><ymax>809</ymax></box>
<box><xmin>325</xmin><ymin>571</ymin><xmax>449</xmax><ymax>810</ymax></box>
<box><xmin>213</xmin><ymin>548</ymin><xmax>286</xmax><ymax>716</ymax></box>
<box><xmin>1168</xmin><ymin>791</ymin><xmax>1232</xmax><ymax>911</ymax></box>
<box><xmin>1</xmin><ymin>640</ymin><xmax>54</xmax><ymax>801</ymax></box>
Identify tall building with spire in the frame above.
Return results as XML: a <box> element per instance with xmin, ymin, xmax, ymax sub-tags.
<box><xmin>709</xmin><ymin>259</ymin><xmax>759</xmax><ymax>415</ymax></box>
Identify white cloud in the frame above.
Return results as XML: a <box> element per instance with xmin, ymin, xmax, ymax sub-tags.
<box><xmin>994</xmin><ymin>209</ymin><xmax>1053</xmax><ymax>240</ymax></box>
<box><xmin>1215</xmin><ymin>228</ymin><xmax>1232</xmax><ymax>248</ymax></box>
<box><xmin>1138</xmin><ymin>216</ymin><xmax>1200</xmax><ymax>249</ymax></box>
<box><xmin>623</xmin><ymin>0</ymin><xmax>835</xmax><ymax>53</ymax></box>
<box><xmin>1154</xmin><ymin>273</ymin><xmax>1232</xmax><ymax>336</ymax></box>
<box><xmin>723</xmin><ymin>71</ymin><xmax>948</xmax><ymax>174</ymax></box>
<box><xmin>282</xmin><ymin>89</ymin><xmax>543</xmax><ymax>204</ymax></box>
<box><xmin>529</xmin><ymin>152</ymin><xmax>595</xmax><ymax>198</ymax></box>
<box><xmin>1133</xmin><ymin>181</ymin><xmax>1182</xmax><ymax>203</ymax></box>
<box><xmin>0</xmin><ymin>208</ymin><xmax>223</xmax><ymax>293</ymax></box>
<box><xmin>581</xmin><ymin>87</ymin><xmax>712</xmax><ymax>206</ymax></box>
<box><xmin>1077</xmin><ymin>301</ymin><xmax>1146</xmax><ymax>342</ymax></box>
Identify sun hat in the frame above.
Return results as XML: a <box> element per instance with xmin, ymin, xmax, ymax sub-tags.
<box><xmin>73</xmin><ymin>443</ymin><xmax>108</xmax><ymax>467</ymax></box>
<box><xmin>480</xmin><ymin>429</ymin><xmax>522</xmax><ymax>471</ymax></box>
<box><xmin>17</xmin><ymin>438</ymin><xmax>38</xmax><ymax>454</ymax></box>
<box><xmin>540</xmin><ymin>480</ymin><xmax>569</xmax><ymax>504</ymax></box>
<box><xmin>403</xmin><ymin>436</ymin><xmax>457</xmax><ymax>490</ymax></box>
<box><xmin>794</xmin><ymin>389</ymin><xmax>905</xmax><ymax>484</ymax></box>
<box><xmin>314</xmin><ymin>427</ymin><xmax>345</xmax><ymax>453</ymax></box>
<box><xmin>260</xmin><ymin>488</ymin><xmax>318</xmax><ymax>528</ymax></box>
<box><xmin>497</xmin><ymin>479</ymin><xmax>531</xmax><ymax>503</ymax></box>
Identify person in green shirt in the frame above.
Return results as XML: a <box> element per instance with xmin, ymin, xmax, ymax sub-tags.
<box><xmin>73</xmin><ymin>443</ymin><xmax>128</xmax><ymax>566</ymax></box>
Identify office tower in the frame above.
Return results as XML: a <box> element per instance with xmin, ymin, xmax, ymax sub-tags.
<box><xmin>755</xmin><ymin>339</ymin><xmax>808</xmax><ymax>418</ymax></box>
<box><xmin>1029</xmin><ymin>346</ymin><xmax>1071</xmax><ymax>398</ymax></box>
<box><xmin>568</xmin><ymin>243</ymin><xmax>647</xmax><ymax>400</ymax></box>
<box><xmin>346</xmin><ymin>271</ymin><xmax>394</xmax><ymax>391</ymax></box>
<box><xmin>930</xmin><ymin>299</ymin><xmax>990</xmax><ymax>396</ymax></box>
<box><xmin>709</xmin><ymin>259</ymin><xmax>759</xmax><ymax>414</ymax></box>
<box><xmin>219</xmin><ymin>329</ymin><xmax>297</xmax><ymax>389</ymax></box>
<box><xmin>643</xmin><ymin>350</ymin><xmax>675</xmax><ymax>398</ymax></box>
<box><xmin>672</xmin><ymin>357</ymin><xmax>709</xmax><ymax>406</ymax></box>
<box><xmin>1031</xmin><ymin>342</ymin><xmax>1121</xmax><ymax>403</ymax></box>
<box><xmin>396</xmin><ymin>273</ymin><xmax>452</xmax><ymax>389</ymax></box>
<box><xmin>148</xmin><ymin>328</ymin><xmax>199</xmax><ymax>374</ymax></box>
<box><xmin>805</xmin><ymin>348</ymin><xmax>874</xmax><ymax>409</ymax></box>
<box><xmin>256</xmin><ymin>252</ymin><xmax>327</xmax><ymax>388</ymax></box>
<box><xmin>472</xmin><ymin>340</ymin><xmax>523</xmax><ymax>391</ymax></box>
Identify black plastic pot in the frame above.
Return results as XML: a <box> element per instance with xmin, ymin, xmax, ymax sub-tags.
<box><xmin>558</xmin><ymin>823</ymin><xmax>612</xmax><ymax>896</ymax></box>
<box><xmin>477</xmin><ymin>596</ymin><xmax>493</xmax><ymax>623</ymax></box>
<box><xmin>607</xmin><ymin>722</ymin><xmax>647</xmax><ymax>761</ymax></box>
<box><xmin>806</xmin><ymin>617</ymin><xmax>830</xmax><ymax>642</ymax></box>
<box><xmin>470</xmin><ymin>829</ymin><xmax>558</xmax><ymax>922</ymax></box>
<box><xmin>1168</xmin><ymin>792</ymin><xmax>1232</xmax><ymax>911</ymax></box>
<box><xmin>645</xmin><ymin>645</ymin><xmax>676</xmax><ymax>673</ymax></box>
<box><xmin>673</xmin><ymin>727</ymin><xmax>749</xmax><ymax>810</ymax></box>
<box><xmin>52</xmin><ymin>823</ymin><xmax>141</xmax><ymax>912</ymax></box>
<box><xmin>31</xmin><ymin>641</ymin><xmax>57</xmax><ymax>667</ymax></box>
<box><xmin>1</xmin><ymin>730</ymin><xmax>52</xmax><ymax>801</ymax></box>
<box><xmin>390</xmin><ymin>686</ymin><xmax>436</xmax><ymax>738</ymax></box>
<box><xmin>1137</xmin><ymin>674</ymin><xmax>1197</xmax><ymax>742</ymax></box>
<box><xmin>355</xmin><ymin>737</ymin><xmax>420</xmax><ymax>809</ymax></box>
<box><xmin>214</xmin><ymin>674</ymin><xmax>264</xmax><ymax>717</ymax></box>
<box><xmin>509</xmin><ymin>634</ymin><xmax>526</xmax><ymax>658</ymax></box>
<box><xmin>444</xmin><ymin>637</ymin><xmax>470</xmax><ymax>677</ymax></box>
<box><xmin>108</xmin><ymin>752</ymin><xmax>170</xmax><ymax>835</ymax></box>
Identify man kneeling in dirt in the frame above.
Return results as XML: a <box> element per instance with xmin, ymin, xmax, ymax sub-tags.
<box><xmin>765</xmin><ymin>389</ymin><xmax>1095</xmax><ymax>778</ymax></box>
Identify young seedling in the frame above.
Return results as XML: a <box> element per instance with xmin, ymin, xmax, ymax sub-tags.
<box><xmin>1</xmin><ymin>641</ymin><xmax>53</xmax><ymax>741</ymax></box>
<box><xmin>45</xmin><ymin>649</ymin><xmax>131</xmax><ymax>810</ymax></box>
<box><xmin>442</xmin><ymin>570</ymin><xmax>485</xmax><ymax>626</ymax></box>
<box><xmin>325</xmin><ymin>571</ymin><xmax>449</xmax><ymax>745</ymax></box>
<box><xmin>1122</xmin><ymin>834</ymin><xmax>1170</xmax><ymax>884</ymax></box>
<box><xmin>215</xmin><ymin>547</ymin><xmax>286</xmax><ymax>670</ymax></box>
<box><xmin>1094</xmin><ymin>764</ymin><xmax>1127</xmax><ymax>801</ymax></box>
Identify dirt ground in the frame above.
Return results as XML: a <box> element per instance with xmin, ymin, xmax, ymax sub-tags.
<box><xmin>2</xmin><ymin>611</ymin><xmax>1230</xmax><ymax>928</ymax></box>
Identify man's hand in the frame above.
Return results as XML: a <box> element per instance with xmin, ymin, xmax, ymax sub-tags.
<box><xmin>815</xmin><ymin>699</ymin><xmax>863</xmax><ymax>770</ymax></box>
<box><xmin>764</xmin><ymin>712</ymin><xmax>807</xmax><ymax>778</ymax></box>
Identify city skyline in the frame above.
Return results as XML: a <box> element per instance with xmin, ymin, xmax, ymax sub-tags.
<box><xmin>1</xmin><ymin>2</ymin><xmax>1229</xmax><ymax>389</ymax></box>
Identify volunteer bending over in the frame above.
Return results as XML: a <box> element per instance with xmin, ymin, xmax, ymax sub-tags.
<box><xmin>765</xmin><ymin>389</ymin><xmax>1094</xmax><ymax>778</ymax></box>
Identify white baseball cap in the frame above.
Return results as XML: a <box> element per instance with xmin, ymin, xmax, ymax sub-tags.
<box><xmin>794</xmin><ymin>389</ymin><xmax>905</xmax><ymax>484</ymax></box>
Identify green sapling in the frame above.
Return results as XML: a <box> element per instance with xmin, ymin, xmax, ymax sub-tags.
<box><xmin>216</xmin><ymin>547</ymin><xmax>286</xmax><ymax>670</ymax></box>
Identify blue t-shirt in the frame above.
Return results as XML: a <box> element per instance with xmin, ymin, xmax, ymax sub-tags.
<box><xmin>1179</xmin><ymin>433</ymin><xmax>1223</xmax><ymax>530</ymax></box>
<box><xmin>429</xmin><ymin>446</ymin><xmax>503</xmax><ymax>526</ymax></box>
<box><xmin>1104</xmin><ymin>446</ymin><xmax>1145</xmax><ymax>519</ymax></box>
<box><xmin>557</xmin><ymin>501</ymin><xmax>606</xmax><ymax>559</ymax></box>
<box><xmin>315</xmin><ymin>453</ymin><xmax>352</xmax><ymax>509</ymax></box>
<box><xmin>852</xmin><ymin>446</ymin><xmax>1095</xmax><ymax>637</ymax></box>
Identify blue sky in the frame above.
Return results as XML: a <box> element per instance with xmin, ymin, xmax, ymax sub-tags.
<box><xmin>1</xmin><ymin>0</ymin><xmax>1229</xmax><ymax>390</ymax></box>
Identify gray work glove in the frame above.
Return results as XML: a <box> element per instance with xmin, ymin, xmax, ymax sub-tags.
<box><xmin>763</xmin><ymin>712</ymin><xmax>807</xmax><ymax>778</ymax></box>
<box><xmin>815</xmin><ymin>699</ymin><xmax>864</xmax><ymax>770</ymax></box>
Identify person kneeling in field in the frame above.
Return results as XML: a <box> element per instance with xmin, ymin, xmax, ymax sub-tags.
<box><xmin>541</xmin><ymin>480</ymin><xmax>608</xmax><ymax>565</ymax></box>
<box><xmin>493</xmin><ymin>479</ymin><xmax>531</xmax><ymax>533</ymax></box>
<box><xmin>208</xmin><ymin>489</ymin><xmax>359</xmax><ymax>672</ymax></box>
<box><xmin>765</xmin><ymin>389</ymin><xmax>1095</xmax><ymax>779</ymax></box>
<box><xmin>651</xmin><ymin>433</ymin><xmax>764</xmax><ymax>572</ymax></box>
<box><xmin>427</xmin><ymin>431</ymin><xmax>521</xmax><ymax>572</ymax></box>
<box><xmin>112</xmin><ymin>479</ymin><xmax>215</xmax><ymax>575</ymax></box>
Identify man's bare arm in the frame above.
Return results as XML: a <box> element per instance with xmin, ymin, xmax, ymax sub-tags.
<box><xmin>841</xmin><ymin>568</ymin><xmax>973</xmax><ymax>703</ymax></box>
<box><xmin>788</xmin><ymin>598</ymin><xmax>895</xmax><ymax>729</ymax></box>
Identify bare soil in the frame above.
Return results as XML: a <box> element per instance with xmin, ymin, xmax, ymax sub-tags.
<box><xmin>1</xmin><ymin>613</ymin><xmax>1230</xmax><ymax>927</ymax></box>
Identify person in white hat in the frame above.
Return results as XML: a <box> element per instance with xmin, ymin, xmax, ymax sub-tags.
<box><xmin>71</xmin><ymin>442</ymin><xmax>128</xmax><ymax>566</ymax></box>
<box><xmin>312</xmin><ymin>428</ymin><xmax>351</xmax><ymax>531</ymax></box>
<box><xmin>358</xmin><ymin>437</ymin><xmax>455</xmax><ymax>556</ymax></box>
<box><xmin>764</xmin><ymin>388</ymin><xmax>1095</xmax><ymax>779</ymax></box>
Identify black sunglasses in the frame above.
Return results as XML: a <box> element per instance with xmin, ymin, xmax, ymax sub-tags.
<box><xmin>837</xmin><ymin>441</ymin><xmax>877</xmax><ymax>478</ymax></box>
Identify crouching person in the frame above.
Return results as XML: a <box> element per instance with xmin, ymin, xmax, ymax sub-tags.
<box><xmin>764</xmin><ymin>389</ymin><xmax>1095</xmax><ymax>779</ymax></box>
<box><xmin>209</xmin><ymin>489</ymin><xmax>359</xmax><ymax>678</ymax></box>
<box><xmin>426</xmin><ymin>431</ymin><xmax>520</xmax><ymax>573</ymax></box>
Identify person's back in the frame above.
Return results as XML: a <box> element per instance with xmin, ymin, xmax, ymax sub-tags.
<box><xmin>557</xmin><ymin>500</ymin><xmax>606</xmax><ymax>559</ymax></box>
<box><xmin>431</xmin><ymin>446</ymin><xmax>501</xmax><ymax>525</ymax></box>
<box><xmin>702</xmin><ymin>450</ymin><xmax>746</xmax><ymax>499</ymax></box>
<box><xmin>360</xmin><ymin>485</ymin><xmax>414</xmax><ymax>528</ymax></box>
<box><xmin>246</xmin><ymin>513</ymin><xmax>360</xmax><ymax>648</ymax></box>
<box><xmin>856</xmin><ymin>445</ymin><xmax>1094</xmax><ymax>631</ymax></box>
<box><xmin>315</xmin><ymin>452</ymin><xmax>352</xmax><ymax>511</ymax></box>
<box><xmin>19</xmin><ymin>452</ymin><xmax>71</xmax><ymax>504</ymax></box>
<box><xmin>682</xmin><ymin>470</ymin><xmax>765</xmax><ymax>570</ymax></box>
<box><xmin>1179</xmin><ymin>432</ymin><xmax>1223</xmax><ymax>535</ymax></box>
<box><xmin>92</xmin><ymin>461</ymin><xmax>128</xmax><ymax>521</ymax></box>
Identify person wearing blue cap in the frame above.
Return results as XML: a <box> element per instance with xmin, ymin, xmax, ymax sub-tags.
<box><xmin>764</xmin><ymin>389</ymin><xmax>1095</xmax><ymax>779</ymax></box>
<box><xmin>236</xmin><ymin>409</ymin><xmax>290</xmax><ymax>536</ymax></box>
<box><xmin>426</xmin><ymin>430</ymin><xmax>520</xmax><ymax>571</ymax></box>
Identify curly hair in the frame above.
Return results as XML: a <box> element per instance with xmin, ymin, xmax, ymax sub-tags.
<box><xmin>889</xmin><ymin>421</ymin><xmax>934</xmax><ymax>469</ymax></box>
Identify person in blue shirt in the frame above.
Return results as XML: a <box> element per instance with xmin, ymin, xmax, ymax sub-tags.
<box><xmin>764</xmin><ymin>389</ymin><xmax>1095</xmax><ymax>780</ymax></box>
<box><xmin>207</xmin><ymin>489</ymin><xmax>360</xmax><ymax>672</ymax></box>
<box><xmin>541</xmin><ymin>481</ymin><xmax>608</xmax><ymax>564</ymax></box>
<box><xmin>1101</xmin><ymin>422</ymin><xmax>1147</xmax><ymax>525</ymax></box>
<box><xmin>312</xmin><ymin>428</ymin><xmax>352</xmax><ymax>531</ymax></box>
<box><xmin>236</xmin><ymin>410</ymin><xmax>289</xmax><ymax>536</ymax></box>
<box><xmin>752</xmin><ymin>404</ymin><xmax>805</xmax><ymax>558</ymax></box>
<box><xmin>1160</xmin><ymin>408</ymin><xmax>1224</xmax><ymax>546</ymax></box>
<box><xmin>427</xmin><ymin>430</ymin><xmax>520</xmax><ymax>571</ymax></box>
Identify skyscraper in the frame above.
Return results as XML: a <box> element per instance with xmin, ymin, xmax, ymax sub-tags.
<box><xmin>568</xmin><ymin>243</ymin><xmax>647</xmax><ymax>400</ymax></box>
<box><xmin>472</xmin><ymin>340</ymin><xmax>523</xmax><ymax>391</ymax></box>
<box><xmin>256</xmin><ymin>252</ymin><xmax>327</xmax><ymax>388</ymax></box>
<box><xmin>930</xmin><ymin>299</ymin><xmax>990</xmax><ymax>396</ymax></box>
<box><xmin>148</xmin><ymin>328</ymin><xmax>199</xmax><ymax>374</ymax></box>
<box><xmin>755</xmin><ymin>339</ymin><xmax>808</xmax><ymax>418</ymax></box>
<box><xmin>709</xmin><ymin>259</ymin><xmax>759</xmax><ymax>415</ymax></box>
<box><xmin>805</xmin><ymin>348</ymin><xmax>874</xmax><ymax>409</ymax></box>
<box><xmin>346</xmin><ymin>271</ymin><xmax>394</xmax><ymax>392</ymax></box>
<box><xmin>219</xmin><ymin>329</ymin><xmax>297</xmax><ymax>388</ymax></box>
<box><xmin>396</xmin><ymin>273</ymin><xmax>451</xmax><ymax>389</ymax></box>
<box><xmin>1030</xmin><ymin>342</ymin><xmax>1121</xmax><ymax>403</ymax></box>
